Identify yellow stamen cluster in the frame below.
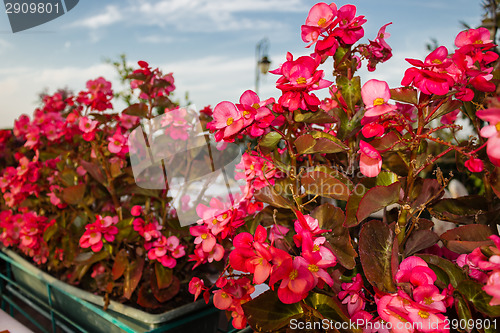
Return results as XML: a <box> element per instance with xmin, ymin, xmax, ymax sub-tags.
<box><xmin>296</xmin><ymin>77</ymin><xmax>307</xmax><ymax>85</ymax></box>
<box><xmin>308</xmin><ymin>264</ymin><xmax>319</xmax><ymax>273</ymax></box>
<box><xmin>373</xmin><ymin>98</ymin><xmax>385</xmax><ymax>106</ymax></box>
<box><xmin>318</xmin><ymin>18</ymin><xmax>327</xmax><ymax>26</ymax></box>
<box><xmin>201</xmin><ymin>233</ymin><xmax>208</xmax><ymax>240</ymax></box>
<box><xmin>495</xmin><ymin>122</ymin><xmax>500</xmax><ymax>132</ymax></box>
<box><xmin>226</xmin><ymin>117</ymin><xmax>234</xmax><ymax>126</ymax></box>
<box><xmin>432</xmin><ymin>59</ymin><xmax>442</xmax><ymax>65</ymax></box>
<box><xmin>418</xmin><ymin>311</ymin><xmax>430</xmax><ymax>319</ymax></box>
<box><xmin>252</xmin><ymin>103</ymin><xmax>260</xmax><ymax>109</ymax></box>
<box><xmin>289</xmin><ymin>269</ymin><xmax>298</xmax><ymax>280</ymax></box>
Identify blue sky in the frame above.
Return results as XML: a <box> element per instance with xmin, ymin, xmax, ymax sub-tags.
<box><xmin>0</xmin><ymin>0</ymin><xmax>483</xmax><ymax>128</ymax></box>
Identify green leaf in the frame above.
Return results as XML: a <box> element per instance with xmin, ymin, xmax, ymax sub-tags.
<box><xmin>62</xmin><ymin>184</ymin><xmax>86</xmax><ymax>205</ymax></box>
<box><xmin>440</xmin><ymin>224</ymin><xmax>494</xmax><ymax>254</ymax></box>
<box><xmin>453</xmin><ymin>292</ymin><xmax>473</xmax><ymax>333</ymax></box>
<box><xmin>79</xmin><ymin>159</ymin><xmax>106</xmax><ymax>184</ymax></box>
<box><xmin>43</xmin><ymin>222</ymin><xmax>59</xmax><ymax>242</ymax></box>
<box><xmin>427</xmin><ymin>98</ymin><xmax>462</xmax><ymax>122</ymax></box>
<box><xmin>295</xmin><ymin>133</ymin><xmax>348</xmax><ymax>155</ymax></box>
<box><xmin>337</xmin><ymin>76</ymin><xmax>361</xmax><ymax>112</ymax></box>
<box><xmin>457</xmin><ymin>280</ymin><xmax>500</xmax><ymax>317</ymax></box>
<box><xmin>123</xmin><ymin>103</ymin><xmax>148</xmax><ymax>117</ymax></box>
<box><xmin>428</xmin><ymin>195</ymin><xmax>498</xmax><ymax>224</ymax></box>
<box><xmin>294</xmin><ymin>109</ymin><xmax>336</xmax><ymax>123</ymax></box>
<box><xmin>242</xmin><ymin>290</ymin><xmax>303</xmax><ymax>332</ymax></box>
<box><xmin>301</xmin><ymin>171</ymin><xmax>350</xmax><ymax>201</ymax></box>
<box><xmin>152</xmin><ymin>275</ymin><xmax>180</xmax><ymax>303</ymax></box>
<box><xmin>311</xmin><ymin>204</ymin><xmax>357</xmax><ymax>269</ymax></box>
<box><xmin>356</xmin><ymin>182</ymin><xmax>401</xmax><ymax>223</ymax></box>
<box><xmin>112</xmin><ymin>249</ymin><xmax>128</xmax><ymax>281</ymax></box>
<box><xmin>390</xmin><ymin>87</ymin><xmax>418</xmax><ymax>105</ymax></box>
<box><xmin>417</xmin><ymin>254</ymin><xmax>467</xmax><ymax>288</ymax></box>
<box><xmin>344</xmin><ymin>183</ymin><xmax>369</xmax><ymax>227</ymax></box>
<box><xmin>123</xmin><ymin>256</ymin><xmax>144</xmax><ymax>299</ymax></box>
<box><xmin>404</xmin><ymin>230</ymin><xmax>440</xmax><ymax>257</ymax></box>
<box><xmin>259</xmin><ymin>131</ymin><xmax>282</xmax><ymax>154</ymax></box>
<box><xmin>359</xmin><ymin>220</ymin><xmax>398</xmax><ymax>293</ymax></box>
<box><xmin>155</xmin><ymin>262</ymin><xmax>173</xmax><ymax>289</ymax></box>
<box><xmin>375</xmin><ymin>171</ymin><xmax>399</xmax><ymax>186</ymax></box>
<box><xmin>304</xmin><ymin>293</ymin><xmax>361</xmax><ymax>332</ymax></box>
<box><xmin>254</xmin><ymin>185</ymin><xmax>294</xmax><ymax>209</ymax></box>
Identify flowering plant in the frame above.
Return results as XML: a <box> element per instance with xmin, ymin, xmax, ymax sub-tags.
<box><xmin>0</xmin><ymin>60</ymin><xmax>220</xmax><ymax>311</ymax></box>
<box><xmin>186</xmin><ymin>2</ymin><xmax>500</xmax><ymax>332</ymax></box>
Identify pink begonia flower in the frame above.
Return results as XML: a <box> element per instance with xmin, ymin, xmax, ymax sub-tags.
<box><xmin>396</xmin><ymin>256</ymin><xmax>437</xmax><ymax>286</ymax></box>
<box><xmin>440</xmin><ymin>109</ymin><xmax>460</xmax><ymax>125</ymax></box>
<box><xmin>361</xmin><ymin>122</ymin><xmax>385</xmax><ymax>138</ymax></box>
<box><xmin>188</xmin><ymin>277</ymin><xmax>205</xmax><ymax>301</ymax></box>
<box><xmin>359</xmin><ymin>140</ymin><xmax>382</xmax><ymax>177</ymax></box>
<box><xmin>455</xmin><ymin>27</ymin><xmax>493</xmax><ymax>48</ymax></box>
<box><xmin>210</xmin><ymin>101</ymin><xmax>244</xmax><ymax>141</ymax></box>
<box><xmin>484</xmin><ymin>271</ymin><xmax>500</xmax><ymax>306</ymax></box>
<box><xmin>476</xmin><ymin>108</ymin><xmax>500</xmax><ymax>166</ymax></box>
<box><xmin>107</xmin><ymin>130</ymin><xmax>127</xmax><ymax>154</ymax></box>
<box><xmin>464</xmin><ymin>157</ymin><xmax>484</xmax><ymax>172</ymax></box>
<box><xmin>301</xmin><ymin>3</ymin><xmax>337</xmax><ymax>46</ymax></box>
<box><xmin>130</xmin><ymin>205</ymin><xmax>142</xmax><ymax>217</ymax></box>
<box><xmin>273</xmin><ymin>257</ymin><xmax>315</xmax><ymax>304</ymax></box>
<box><xmin>190</xmin><ymin>225</ymin><xmax>216</xmax><ymax>253</ymax></box>
<box><xmin>361</xmin><ymin>79</ymin><xmax>397</xmax><ymax>117</ymax></box>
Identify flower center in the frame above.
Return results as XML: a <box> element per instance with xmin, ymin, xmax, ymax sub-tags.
<box><xmin>201</xmin><ymin>233</ymin><xmax>208</xmax><ymax>240</ymax></box>
<box><xmin>222</xmin><ymin>213</ymin><xmax>228</xmax><ymax>219</ymax></box>
<box><xmin>432</xmin><ymin>59</ymin><xmax>442</xmax><ymax>65</ymax></box>
<box><xmin>243</xmin><ymin>110</ymin><xmax>250</xmax><ymax>116</ymax></box>
<box><xmin>474</xmin><ymin>40</ymin><xmax>484</xmax><ymax>44</ymax></box>
<box><xmin>296</xmin><ymin>77</ymin><xmax>307</xmax><ymax>85</ymax></box>
<box><xmin>226</xmin><ymin>117</ymin><xmax>234</xmax><ymax>126</ymax></box>
<box><xmin>313</xmin><ymin>244</ymin><xmax>320</xmax><ymax>251</ymax></box>
<box><xmin>496</xmin><ymin>122</ymin><xmax>500</xmax><ymax>132</ymax></box>
<box><xmin>317</xmin><ymin>18</ymin><xmax>327</xmax><ymax>27</ymax></box>
<box><xmin>212</xmin><ymin>219</ymin><xmax>218</xmax><ymax>225</ymax></box>
<box><xmin>114</xmin><ymin>140</ymin><xmax>121</xmax><ymax>146</ymax></box>
<box><xmin>221</xmin><ymin>292</ymin><xmax>229</xmax><ymax>298</ymax></box>
<box><xmin>418</xmin><ymin>310</ymin><xmax>429</xmax><ymax>319</ymax></box>
<box><xmin>373</xmin><ymin>98</ymin><xmax>385</xmax><ymax>106</ymax></box>
<box><xmin>252</xmin><ymin>103</ymin><xmax>260</xmax><ymax>109</ymax></box>
<box><xmin>424</xmin><ymin>297</ymin><xmax>434</xmax><ymax>305</ymax></box>
<box><xmin>289</xmin><ymin>269</ymin><xmax>298</xmax><ymax>280</ymax></box>
<box><xmin>308</xmin><ymin>264</ymin><xmax>319</xmax><ymax>273</ymax></box>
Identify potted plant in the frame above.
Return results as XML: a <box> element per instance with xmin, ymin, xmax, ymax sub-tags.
<box><xmin>0</xmin><ymin>60</ymin><xmax>224</xmax><ymax>332</ymax></box>
<box><xmin>185</xmin><ymin>2</ymin><xmax>500</xmax><ymax>332</ymax></box>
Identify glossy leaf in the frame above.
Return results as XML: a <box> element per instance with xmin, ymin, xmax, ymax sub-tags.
<box><xmin>344</xmin><ymin>183</ymin><xmax>369</xmax><ymax>227</ymax></box>
<box><xmin>294</xmin><ymin>109</ymin><xmax>336</xmax><ymax>123</ymax></box>
<box><xmin>123</xmin><ymin>103</ymin><xmax>148</xmax><ymax>117</ymax></box>
<box><xmin>155</xmin><ymin>262</ymin><xmax>173</xmax><ymax>289</ymax></box>
<box><xmin>454</xmin><ymin>292</ymin><xmax>473</xmax><ymax>333</ymax></box>
<box><xmin>123</xmin><ymin>256</ymin><xmax>144</xmax><ymax>299</ymax></box>
<box><xmin>79</xmin><ymin>159</ymin><xmax>106</xmax><ymax>184</ymax></box>
<box><xmin>62</xmin><ymin>184</ymin><xmax>86</xmax><ymax>205</ymax></box>
<box><xmin>427</xmin><ymin>195</ymin><xmax>498</xmax><ymax>224</ymax></box>
<box><xmin>337</xmin><ymin>76</ymin><xmax>361</xmax><ymax>112</ymax></box>
<box><xmin>457</xmin><ymin>280</ymin><xmax>500</xmax><ymax>317</ymax></box>
<box><xmin>301</xmin><ymin>171</ymin><xmax>350</xmax><ymax>201</ymax></box>
<box><xmin>152</xmin><ymin>275</ymin><xmax>180</xmax><ymax>303</ymax></box>
<box><xmin>304</xmin><ymin>293</ymin><xmax>360</xmax><ymax>332</ymax></box>
<box><xmin>417</xmin><ymin>254</ymin><xmax>467</xmax><ymax>288</ymax></box>
<box><xmin>359</xmin><ymin>220</ymin><xmax>398</xmax><ymax>292</ymax></box>
<box><xmin>311</xmin><ymin>203</ymin><xmax>357</xmax><ymax>269</ymax></box>
<box><xmin>295</xmin><ymin>133</ymin><xmax>348</xmax><ymax>155</ymax></box>
<box><xmin>427</xmin><ymin>98</ymin><xmax>462</xmax><ymax>122</ymax></box>
<box><xmin>112</xmin><ymin>249</ymin><xmax>128</xmax><ymax>281</ymax></box>
<box><xmin>370</xmin><ymin>132</ymin><xmax>405</xmax><ymax>152</ymax></box>
<box><xmin>259</xmin><ymin>131</ymin><xmax>282</xmax><ymax>154</ymax></box>
<box><xmin>440</xmin><ymin>224</ymin><xmax>494</xmax><ymax>254</ymax></box>
<box><xmin>254</xmin><ymin>185</ymin><xmax>294</xmax><ymax>209</ymax></box>
<box><xmin>390</xmin><ymin>87</ymin><xmax>418</xmax><ymax>105</ymax></box>
<box><xmin>357</xmin><ymin>182</ymin><xmax>401</xmax><ymax>223</ymax></box>
<box><xmin>404</xmin><ymin>230</ymin><xmax>440</xmax><ymax>257</ymax></box>
<box><xmin>242</xmin><ymin>290</ymin><xmax>303</xmax><ymax>332</ymax></box>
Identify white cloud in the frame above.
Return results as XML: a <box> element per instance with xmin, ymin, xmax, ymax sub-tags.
<box><xmin>141</xmin><ymin>35</ymin><xmax>176</xmax><ymax>44</ymax></box>
<box><xmin>69</xmin><ymin>0</ymin><xmax>306</xmax><ymax>32</ymax></box>
<box><xmin>71</xmin><ymin>5</ymin><xmax>122</xmax><ymax>28</ymax></box>
<box><xmin>0</xmin><ymin>64</ymin><xmax>118</xmax><ymax>128</ymax></box>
